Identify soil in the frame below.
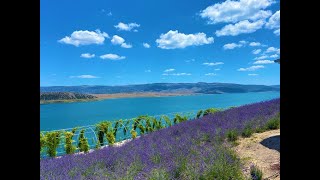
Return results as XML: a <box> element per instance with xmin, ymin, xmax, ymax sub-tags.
<box><xmin>234</xmin><ymin>129</ymin><xmax>280</xmax><ymax>180</ymax></box>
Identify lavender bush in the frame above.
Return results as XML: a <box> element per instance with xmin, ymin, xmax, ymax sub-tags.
<box><xmin>40</xmin><ymin>98</ymin><xmax>280</xmax><ymax>179</ymax></box>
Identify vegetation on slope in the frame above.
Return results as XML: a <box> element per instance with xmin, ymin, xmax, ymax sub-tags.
<box><xmin>40</xmin><ymin>98</ymin><xmax>279</xmax><ymax>179</ymax></box>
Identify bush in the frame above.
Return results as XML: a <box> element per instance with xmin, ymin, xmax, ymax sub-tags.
<box><xmin>40</xmin><ymin>132</ymin><xmax>46</xmax><ymax>153</ymax></box>
<box><xmin>250</xmin><ymin>165</ymin><xmax>263</xmax><ymax>180</ymax></box>
<box><xmin>226</xmin><ymin>129</ymin><xmax>238</xmax><ymax>142</ymax></box>
<box><xmin>78</xmin><ymin>129</ymin><xmax>89</xmax><ymax>153</ymax></box>
<box><xmin>106</xmin><ymin>131</ymin><xmax>116</xmax><ymax>145</ymax></box>
<box><xmin>45</xmin><ymin>131</ymin><xmax>61</xmax><ymax>157</ymax></box>
<box><xmin>203</xmin><ymin>108</ymin><xmax>219</xmax><ymax>116</ymax></box>
<box><xmin>196</xmin><ymin>110</ymin><xmax>203</xmax><ymax>119</ymax></box>
<box><xmin>65</xmin><ymin>131</ymin><xmax>76</xmax><ymax>154</ymax></box>
<box><xmin>242</xmin><ymin>124</ymin><xmax>254</xmax><ymax>137</ymax></box>
<box><xmin>265</xmin><ymin>115</ymin><xmax>280</xmax><ymax>130</ymax></box>
<box><xmin>131</xmin><ymin>129</ymin><xmax>137</xmax><ymax>139</ymax></box>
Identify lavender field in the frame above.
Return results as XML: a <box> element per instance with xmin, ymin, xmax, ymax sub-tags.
<box><xmin>40</xmin><ymin>98</ymin><xmax>280</xmax><ymax>179</ymax></box>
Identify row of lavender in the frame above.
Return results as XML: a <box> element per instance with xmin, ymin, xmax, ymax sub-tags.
<box><xmin>40</xmin><ymin>98</ymin><xmax>280</xmax><ymax>179</ymax></box>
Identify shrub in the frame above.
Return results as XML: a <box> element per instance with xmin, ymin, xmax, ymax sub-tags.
<box><xmin>123</xmin><ymin>120</ymin><xmax>130</xmax><ymax>136</ymax></box>
<box><xmin>95</xmin><ymin>121</ymin><xmax>110</xmax><ymax>146</ymax></box>
<box><xmin>161</xmin><ymin>115</ymin><xmax>172</xmax><ymax>127</ymax></box>
<box><xmin>65</xmin><ymin>131</ymin><xmax>76</xmax><ymax>154</ymax></box>
<box><xmin>242</xmin><ymin>124</ymin><xmax>254</xmax><ymax>137</ymax></box>
<box><xmin>40</xmin><ymin>132</ymin><xmax>46</xmax><ymax>153</ymax></box>
<box><xmin>78</xmin><ymin>129</ymin><xmax>89</xmax><ymax>153</ymax></box>
<box><xmin>45</xmin><ymin>131</ymin><xmax>61</xmax><ymax>157</ymax></box>
<box><xmin>131</xmin><ymin>129</ymin><xmax>137</xmax><ymax>139</ymax></box>
<box><xmin>173</xmin><ymin>114</ymin><xmax>188</xmax><ymax>124</ymax></box>
<box><xmin>203</xmin><ymin>108</ymin><xmax>219</xmax><ymax>116</ymax></box>
<box><xmin>196</xmin><ymin>110</ymin><xmax>203</xmax><ymax>119</ymax></box>
<box><xmin>148</xmin><ymin>168</ymin><xmax>170</xmax><ymax>180</ymax></box>
<box><xmin>265</xmin><ymin>115</ymin><xmax>280</xmax><ymax>130</ymax></box>
<box><xmin>250</xmin><ymin>165</ymin><xmax>263</xmax><ymax>180</ymax></box>
<box><xmin>226</xmin><ymin>129</ymin><xmax>238</xmax><ymax>142</ymax></box>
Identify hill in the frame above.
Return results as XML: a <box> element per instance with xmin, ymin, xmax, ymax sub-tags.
<box><xmin>40</xmin><ymin>92</ymin><xmax>97</xmax><ymax>104</ymax></box>
<box><xmin>40</xmin><ymin>82</ymin><xmax>280</xmax><ymax>94</ymax></box>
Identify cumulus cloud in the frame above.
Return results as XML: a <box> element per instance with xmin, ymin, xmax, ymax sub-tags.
<box><xmin>100</xmin><ymin>54</ymin><xmax>126</xmax><ymax>60</ymax></box>
<box><xmin>114</xmin><ymin>22</ymin><xmax>140</xmax><ymax>31</ymax></box>
<box><xmin>199</xmin><ymin>0</ymin><xmax>274</xmax><ymax>24</ymax></box>
<box><xmin>80</xmin><ymin>53</ymin><xmax>95</xmax><ymax>58</ymax></box>
<box><xmin>203</xmin><ymin>62</ymin><xmax>224</xmax><ymax>66</ymax></box>
<box><xmin>163</xmin><ymin>73</ymin><xmax>191</xmax><ymax>76</ymax></box>
<box><xmin>252</xmin><ymin>49</ymin><xmax>262</xmax><ymax>54</ymax></box>
<box><xmin>69</xmin><ymin>75</ymin><xmax>99</xmax><ymax>78</ymax></box>
<box><xmin>249</xmin><ymin>42</ymin><xmax>261</xmax><ymax>46</ymax></box>
<box><xmin>273</xmin><ymin>29</ymin><xmax>280</xmax><ymax>36</ymax></box>
<box><xmin>265</xmin><ymin>10</ymin><xmax>280</xmax><ymax>29</ymax></box>
<box><xmin>156</xmin><ymin>30</ymin><xmax>214</xmax><ymax>49</ymax></box>
<box><xmin>223</xmin><ymin>43</ymin><xmax>242</xmax><ymax>50</ymax></box>
<box><xmin>269</xmin><ymin>54</ymin><xmax>279</xmax><ymax>58</ymax></box>
<box><xmin>58</xmin><ymin>29</ymin><xmax>109</xmax><ymax>46</ymax></box>
<box><xmin>265</xmin><ymin>47</ymin><xmax>280</xmax><ymax>54</ymax></box>
<box><xmin>248</xmin><ymin>74</ymin><xmax>258</xmax><ymax>76</ymax></box>
<box><xmin>111</xmin><ymin>35</ymin><xmax>125</xmax><ymax>45</ymax></box>
<box><xmin>143</xmin><ymin>43</ymin><xmax>150</xmax><ymax>48</ymax></box>
<box><xmin>254</xmin><ymin>55</ymin><xmax>268</xmax><ymax>60</ymax></box>
<box><xmin>216</xmin><ymin>20</ymin><xmax>265</xmax><ymax>36</ymax></box>
<box><xmin>121</xmin><ymin>43</ymin><xmax>132</xmax><ymax>48</ymax></box>
<box><xmin>164</xmin><ymin>68</ymin><xmax>175</xmax><ymax>72</ymax></box>
<box><xmin>111</xmin><ymin>35</ymin><xmax>132</xmax><ymax>48</ymax></box>
<box><xmin>205</xmin><ymin>73</ymin><xmax>216</xmax><ymax>76</ymax></box>
<box><xmin>253</xmin><ymin>60</ymin><xmax>274</xmax><ymax>64</ymax></box>
<box><xmin>238</xmin><ymin>65</ymin><xmax>264</xmax><ymax>71</ymax></box>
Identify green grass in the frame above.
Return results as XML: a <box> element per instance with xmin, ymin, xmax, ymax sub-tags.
<box><xmin>226</xmin><ymin>129</ymin><xmax>239</xmax><ymax>142</ymax></box>
<box><xmin>250</xmin><ymin>165</ymin><xmax>263</xmax><ymax>180</ymax></box>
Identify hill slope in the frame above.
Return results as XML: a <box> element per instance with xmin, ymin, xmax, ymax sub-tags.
<box><xmin>40</xmin><ymin>82</ymin><xmax>280</xmax><ymax>94</ymax></box>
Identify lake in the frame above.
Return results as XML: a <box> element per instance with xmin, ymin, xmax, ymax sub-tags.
<box><xmin>40</xmin><ymin>91</ymin><xmax>280</xmax><ymax>131</ymax></box>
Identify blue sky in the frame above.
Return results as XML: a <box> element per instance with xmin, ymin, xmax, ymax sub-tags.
<box><xmin>40</xmin><ymin>0</ymin><xmax>280</xmax><ymax>86</ymax></box>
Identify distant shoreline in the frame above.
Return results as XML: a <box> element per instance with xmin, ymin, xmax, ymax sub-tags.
<box><xmin>40</xmin><ymin>92</ymin><xmax>195</xmax><ymax>104</ymax></box>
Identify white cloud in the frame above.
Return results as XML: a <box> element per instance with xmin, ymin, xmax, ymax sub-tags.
<box><xmin>253</xmin><ymin>60</ymin><xmax>274</xmax><ymax>64</ymax></box>
<box><xmin>252</xmin><ymin>49</ymin><xmax>262</xmax><ymax>54</ymax></box>
<box><xmin>121</xmin><ymin>43</ymin><xmax>132</xmax><ymax>48</ymax></box>
<box><xmin>111</xmin><ymin>35</ymin><xmax>125</xmax><ymax>45</ymax></box>
<box><xmin>216</xmin><ymin>20</ymin><xmax>265</xmax><ymax>36</ymax></box>
<box><xmin>269</xmin><ymin>54</ymin><xmax>279</xmax><ymax>58</ymax></box>
<box><xmin>254</xmin><ymin>55</ymin><xmax>268</xmax><ymax>60</ymax></box>
<box><xmin>164</xmin><ymin>73</ymin><xmax>191</xmax><ymax>76</ymax></box>
<box><xmin>203</xmin><ymin>62</ymin><xmax>224</xmax><ymax>66</ymax></box>
<box><xmin>199</xmin><ymin>0</ymin><xmax>274</xmax><ymax>24</ymax></box>
<box><xmin>273</xmin><ymin>29</ymin><xmax>280</xmax><ymax>36</ymax></box>
<box><xmin>239</xmin><ymin>40</ymin><xmax>248</xmax><ymax>44</ymax></box>
<box><xmin>249</xmin><ymin>42</ymin><xmax>261</xmax><ymax>46</ymax></box>
<box><xmin>265</xmin><ymin>10</ymin><xmax>280</xmax><ymax>29</ymax></box>
<box><xmin>156</xmin><ymin>30</ymin><xmax>214</xmax><ymax>49</ymax></box>
<box><xmin>238</xmin><ymin>65</ymin><xmax>264</xmax><ymax>71</ymax></box>
<box><xmin>248</xmin><ymin>74</ymin><xmax>258</xmax><ymax>76</ymax></box>
<box><xmin>186</xmin><ymin>59</ymin><xmax>195</xmax><ymax>63</ymax></box>
<box><xmin>111</xmin><ymin>35</ymin><xmax>132</xmax><ymax>48</ymax></box>
<box><xmin>164</xmin><ymin>68</ymin><xmax>175</xmax><ymax>72</ymax></box>
<box><xmin>205</xmin><ymin>73</ymin><xmax>216</xmax><ymax>76</ymax></box>
<box><xmin>214</xmin><ymin>68</ymin><xmax>220</xmax><ymax>71</ymax></box>
<box><xmin>70</xmin><ymin>75</ymin><xmax>99</xmax><ymax>79</ymax></box>
<box><xmin>223</xmin><ymin>43</ymin><xmax>242</xmax><ymax>50</ymax></box>
<box><xmin>107</xmin><ymin>12</ymin><xmax>112</xmax><ymax>16</ymax></box>
<box><xmin>80</xmin><ymin>53</ymin><xmax>95</xmax><ymax>58</ymax></box>
<box><xmin>114</xmin><ymin>22</ymin><xmax>140</xmax><ymax>31</ymax></box>
<box><xmin>145</xmin><ymin>70</ymin><xmax>151</xmax><ymax>73</ymax></box>
<box><xmin>58</xmin><ymin>30</ymin><xmax>109</xmax><ymax>46</ymax></box>
<box><xmin>265</xmin><ymin>47</ymin><xmax>280</xmax><ymax>54</ymax></box>
<box><xmin>143</xmin><ymin>43</ymin><xmax>151</xmax><ymax>48</ymax></box>
<box><xmin>100</xmin><ymin>54</ymin><xmax>126</xmax><ymax>60</ymax></box>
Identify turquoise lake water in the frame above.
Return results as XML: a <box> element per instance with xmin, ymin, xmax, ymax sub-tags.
<box><xmin>40</xmin><ymin>91</ymin><xmax>280</xmax><ymax>131</ymax></box>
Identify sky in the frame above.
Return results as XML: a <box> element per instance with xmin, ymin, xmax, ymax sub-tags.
<box><xmin>40</xmin><ymin>0</ymin><xmax>280</xmax><ymax>86</ymax></box>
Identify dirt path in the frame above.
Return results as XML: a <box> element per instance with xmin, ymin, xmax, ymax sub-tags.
<box><xmin>234</xmin><ymin>129</ymin><xmax>280</xmax><ymax>180</ymax></box>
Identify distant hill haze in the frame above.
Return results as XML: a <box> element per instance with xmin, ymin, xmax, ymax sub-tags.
<box><xmin>40</xmin><ymin>83</ymin><xmax>280</xmax><ymax>94</ymax></box>
<box><xmin>40</xmin><ymin>92</ymin><xmax>97</xmax><ymax>101</ymax></box>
